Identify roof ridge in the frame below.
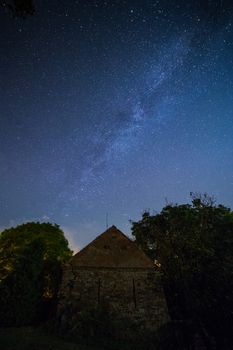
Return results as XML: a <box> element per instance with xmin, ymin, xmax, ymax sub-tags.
<box><xmin>73</xmin><ymin>225</ymin><xmax>121</xmax><ymax>257</ymax></box>
<box><xmin>71</xmin><ymin>225</ymin><xmax>154</xmax><ymax>268</ymax></box>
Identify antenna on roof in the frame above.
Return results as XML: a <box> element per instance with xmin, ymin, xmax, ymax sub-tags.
<box><xmin>106</xmin><ymin>212</ymin><xmax>109</xmax><ymax>229</ymax></box>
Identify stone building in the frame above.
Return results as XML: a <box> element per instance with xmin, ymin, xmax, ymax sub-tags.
<box><xmin>58</xmin><ymin>225</ymin><xmax>169</xmax><ymax>335</ymax></box>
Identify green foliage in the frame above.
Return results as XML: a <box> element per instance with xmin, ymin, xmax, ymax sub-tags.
<box><xmin>0</xmin><ymin>222</ymin><xmax>72</xmax><ymax>326</ymax></box>
<box><xmin>57</xmin><ymin>304</ymin><xmax>150</xmax><ymax>349</ymax></box>
<box><xmin>67</xmin><ymin>306</ymin><xmax>115</xmax><ymax>340</ymax></box>
<box><xmin>131</xmin><ymin>193</ymin><xmax>233</xmax><ymax>348</ymax></box>
<box><xmin>0</xmin><ymin>239</ymin><xmax>44</xmax><ymax>326</ymax></box>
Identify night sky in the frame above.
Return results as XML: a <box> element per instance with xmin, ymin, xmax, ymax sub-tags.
<box><xmin>1</xmin><ymin>1</ymin><xmax>233</xmax><ymax>251</ymax></box>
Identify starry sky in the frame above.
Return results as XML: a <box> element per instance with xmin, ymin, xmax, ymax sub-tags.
<box><xmin>1</xmin><ymin>0</ymin><xmax>233</xmax><ymax>251</ymax></box>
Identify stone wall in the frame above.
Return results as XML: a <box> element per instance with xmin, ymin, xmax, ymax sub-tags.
<box><xmin>58</xmin><ymin>263</ymin><xmax>169</xmax><ymax>334</ymax></box>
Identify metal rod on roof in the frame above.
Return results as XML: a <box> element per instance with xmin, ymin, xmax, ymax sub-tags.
<box><xmin>106</xmin><ymin>212</ymin><xmax>109</xmax><ymax>229</ymax></box>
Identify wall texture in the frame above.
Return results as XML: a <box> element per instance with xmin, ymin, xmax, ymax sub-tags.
<box><xmin>57</xmin><ymin>226</ymin><xmax>169</xmax><ymax>336</ymax></box>
<box><xmin>58</xmin><ymin>264</ymin><xmax>169</xmax><ymax>334</ymax></box>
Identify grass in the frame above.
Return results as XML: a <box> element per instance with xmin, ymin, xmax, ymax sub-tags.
<box><xmin>0</xmin><ymin>327</ymin><xmax>96</xmax><ymax>350</ymax></box>
<box><xmin>0</xmin><ymin>326</ymin><xmax>150</xmax><ymax>350</ymax></box>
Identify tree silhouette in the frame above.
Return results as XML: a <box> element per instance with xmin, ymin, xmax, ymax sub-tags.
<box><xmin>0</xmin><ymin>222</ymin><xmax>72</xmax><ymax>326</ymax></box>
<box><xmin>131</xmin><ymin>193</ymin><xmax>233</xmax><ymax>349</ymax></box>
<box><xmin>0</xmin><ymin>0</ymin><xmax>35</xmax><ymax>17</ymax></box>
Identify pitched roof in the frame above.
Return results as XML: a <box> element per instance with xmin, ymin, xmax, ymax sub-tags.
<box><xmin>71</xmin><ymin>225</ymin><xmax>154</xmax><ymax>268</ymax></box>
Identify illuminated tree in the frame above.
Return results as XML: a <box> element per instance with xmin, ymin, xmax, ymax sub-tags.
<box><xmin>0</xmin><ymin>222</ymin><xmax>72</xmax><ymax>325</ymax></box>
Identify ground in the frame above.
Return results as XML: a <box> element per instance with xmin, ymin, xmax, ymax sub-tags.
<box><xmin>0</xmin><ymin>327</ymin><xmax>137</xmax><ymax>350</ymax></box>
<box><xmin>0</xmin><ymin>327</ymin><xmax>95</xmax><ymax>350</ymax></box>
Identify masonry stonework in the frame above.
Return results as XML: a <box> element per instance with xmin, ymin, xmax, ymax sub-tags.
<box><xmin>58</xmin><ymin>226</ymin><xmax>169</xmax><ymax>335</ymax></box>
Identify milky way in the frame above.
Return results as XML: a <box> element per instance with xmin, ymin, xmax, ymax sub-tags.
<box><xmin>1</xmin><ymin>1</ymin><xmax>233</xmax><ymax>249</ymax></box>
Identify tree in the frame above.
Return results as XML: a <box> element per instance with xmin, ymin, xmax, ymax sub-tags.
<box><xmin>131</xmin><ymin>194</ymin><xmax>233</xmax><ymax>349</ymax></box>
<box><xmin>0</xmin><ymin>222</ymin><xmax>72</xmax><ymax>326</ymax></box>
<box><xmin>0</xmin><ymin>0</ymin><xmax>35</xmax><ymax>17</ymax></box>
